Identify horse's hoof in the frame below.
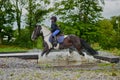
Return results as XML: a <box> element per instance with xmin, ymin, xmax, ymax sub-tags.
<box><xmin>41</xmin><ymin>54</ymin><xmax>43</xmax><ymax>57</ymax></box>
<box><xmin>81</xmin><ymin>53</ymin><xmax>85</xmax><ymax>56</ymax></box>
<box><xmin>45</xmin><ymin>55</ymin><xmax>48</xmax><ymax>57</ymax></box>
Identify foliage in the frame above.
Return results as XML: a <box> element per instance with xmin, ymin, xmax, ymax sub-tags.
<box><xmin>58</xmin><ymin>21</ymin><xmax>98</xmax><ymax>43</ymax></box>
<box><xmin>110</xmin><ymin>16</ymin><xmax>120</xmax><ymax>48</ymax></box>
<box><xmin>96</xmin><ymin>18</ymin><xmax>120</xmax><ymax>49</ymax></box>
<box><xmin>26</xmin><ymin>0</ymin><xmax>50</xmax><ymax>33</ymax></box>
<box><xmin>53</xmin><ymin>0</ymin><xmax>104</xmax><ymax>44</ymax></box>
<box><xmin>54</xmin><ymin>0</ymin><xmax>104</xmax><ymax>23</ymax></box>
<box><xmin>96</xmin><ymin>19</ymin><xmax>115</xmax><ymax>49</ymax></box>
<box><xmin>0</xmin><ymin>0</ymin><xmax>15</xmax><ymax>44</ymax></box>
<box><xmin>13</xmin><ymin>27</ymin><xmax>43</xmax><ymax>49</ymax></box>
<box><xmin>12</xmin><ymin>0</ymin><xmax>27</xmax><ymax>36</ymax></box>
<box><xmin>13</xmin><ymin>28</ymin><xmax>34</xmax><ymax>48</ymax></box>
<box><xmin>3</xmin><ymin>26</ymin><xmax>13</xmax><ymax>43</ymax></box>
<box><xmin>0</xmin><ymin>45</ymin><xmax>28</xmax><ymax>52</ymax></box>
<box><xmin>35</xmin><ymin>37</ymin><xmax>43</xmax><ymax>49</ymax></box>
<box><xmin>18</xmin><ymin>0</ymin><xmax>51</xmax><ymax>48</ymax></box>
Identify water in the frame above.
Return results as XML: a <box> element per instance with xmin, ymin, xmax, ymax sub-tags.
<box><xmin>0</xmin><ymin>48</ymin><xmax>119</xmax><ymax>68</ymax></box>
<box><xmin>28</xmin><ymin>49</ymin><xmax>119</xmax><ymax>66</ymax></box>
<box><xmin>37</xmin><ymin>49</ymin><xmax>97</xmax><ymax>66</ymax></box>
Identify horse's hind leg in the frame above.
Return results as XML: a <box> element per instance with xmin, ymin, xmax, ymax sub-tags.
<box><xmin>69</xmin><ymin>46</ymin><xmax>75</xmax><ymax>54</ymax></box>
<box><xmin>70</xmin><ymin>35</ymin><xmax>84</xmax><ymax>56</ymax></box>
<box><xmin>69</xmin><ymin>35</ymin><xmax>84</xmax><ymax>56</ymax></box>
<box><xmin>75</xmin><ymin>45</ymin><xmax>85</xmax><ymax>56</ymax></box>
<box><xmin>79</xmin><ymin>50</ymin><xmax>84</xmax><ymax>56</ymax></box>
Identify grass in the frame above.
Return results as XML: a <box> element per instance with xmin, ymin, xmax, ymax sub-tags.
<box><xmin>0</xmin><ymin>45</ymin><xmax>29</xmax><ymax>52</ymax></box>
<box><xmin>109</xmin><ymin>48</ymin><xmax>120</xmax><ymax>56</ymax></box>
<box><xmin>0</xmin><ymin>43</ymin><xmax>120</xmax><ymax>56</ymax></box>
<box><xmin>91</xmin><ymin>43</ymin><xmax>120</xmax><ymax>56</ymax></box>
<box><xmin>98</xmin><ymin>63</ymin><xmax>113</xmax><ymax>67</ymax></box>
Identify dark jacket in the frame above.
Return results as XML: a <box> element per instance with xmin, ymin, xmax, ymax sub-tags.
<box><xmin>51</xmin><ymin>22</ymin><xmax>60</xmax><ymax>32</ymax></box>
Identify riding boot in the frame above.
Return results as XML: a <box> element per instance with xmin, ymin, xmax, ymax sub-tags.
<box><xmin>53</xmin><ymin>36</ymin><xmax>57</xmax><ymax>47</ymax></box>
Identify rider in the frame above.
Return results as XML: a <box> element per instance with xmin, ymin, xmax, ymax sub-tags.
<box><xmin>50</xmin><ymin>16</ymin><xmax>61</xmax><ymax>47</ymax></box>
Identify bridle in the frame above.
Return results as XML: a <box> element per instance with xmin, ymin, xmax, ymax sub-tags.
<box><xmin>35</xmin><ymin>25</ymin><xmax>51</xmax><ymax>38</ymax></box>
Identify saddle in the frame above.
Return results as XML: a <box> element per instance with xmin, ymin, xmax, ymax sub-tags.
<box><xmin>49</xmin><ymin>34</ymin><xmax>64</xmax><ymax>44</ymax></box>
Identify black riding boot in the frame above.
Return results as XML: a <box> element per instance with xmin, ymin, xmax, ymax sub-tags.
<box><xmin>52</xmin><ymin>36</ymin><xmax>57</xmax><ymax>47</ymax></box>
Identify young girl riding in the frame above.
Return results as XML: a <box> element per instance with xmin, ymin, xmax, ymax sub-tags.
<box><xmin>50</xmin><ymin>16</ymin><xmax>61</xmax><ymax>47</ymax></box>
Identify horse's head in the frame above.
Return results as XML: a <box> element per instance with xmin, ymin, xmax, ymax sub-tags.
<box><xmin>31</xmin><ymin>25</ymin><xmax>43</xmax><ymax>41</ymax></box>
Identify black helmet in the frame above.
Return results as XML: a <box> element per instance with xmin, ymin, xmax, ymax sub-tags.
<box><xmin>51</xmin><ymin>16</ymin><xmax>57</xmax><ymax>22</ymax></box>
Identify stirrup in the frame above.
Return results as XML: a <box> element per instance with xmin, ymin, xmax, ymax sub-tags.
<box><xmin>53</xmin><ymin>42</ymin><xmax>57</xmax><ymax>47</ymax></box>
<box><xmin>52</xmin><ymin>36</ymin><xmax>57</xmax><ymax>47</ymax></box>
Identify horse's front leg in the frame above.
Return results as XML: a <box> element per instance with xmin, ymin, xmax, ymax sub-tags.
<box><xmin>41</xmin><ymin>41</ymin><xmax>49</xmax><ymax>56</ymax></box>
<box><xmin>41</xmin><ymin>49</ymin><xmax>48</xmax><ymax>56</ymax></box>
<box><xmin>45</xmin><ymin>48</ymin><xmax>53</xmax><ymax>56</ymax></box>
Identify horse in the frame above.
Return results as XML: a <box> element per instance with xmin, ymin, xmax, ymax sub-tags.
<box><xmin>31</xmin><ymin>25</ymin><xmax>98</xmax><ymax>57</ymax></box>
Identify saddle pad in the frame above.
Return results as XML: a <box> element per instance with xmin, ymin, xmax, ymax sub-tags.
<box><xmin>49</xmin><ymin>35</ymin><xmax>64</xmax><ymax>43</ymax></box>
<box><xmin>57</xmin><ymin>35</ymin><xmax>64</xmax><ymax>43</ymax></box>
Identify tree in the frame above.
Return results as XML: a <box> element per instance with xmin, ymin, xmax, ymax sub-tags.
<box><xmin>51</xmin><ymin>0</ymin><xmax>105</xmax><ymax>43</ymax></box>
<box><xmin>110</xmin><ymin>16</ymin><xmax>120</xmax><ymax>48</ymax></box>
<box><xmin>26</xmin><ymin>0</ymin><xmax>50</xmax><ymax>33</ymax></box>
<box><xmin>12</xmin><ymin>0</ymin><xmax>27</xmax><ymax>37</ymax></box>
<box><xmin>97</xmin><ymin>19</ymin><xmax>115</xmax><ymax>49</ymax></box>
<box><xmin>54</xmin><ymin>0</ymin><xmax>104</xmax><ymax>24</ymax></box>
<box><xmin>0</xmin><ymin>0</ymin><xmax>15</xmax><ymax>44</ymax></box>
<box><xmin>58</xmin><ymin>21</ymin><xmax>98</xmax><ymax>43</ymax></box>
<box><xmin>4</xmin><ymin>26</ymin><xmax>13</xmax><ymax>43</ymax></box>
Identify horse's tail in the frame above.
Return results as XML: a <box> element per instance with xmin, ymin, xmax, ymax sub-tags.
<box><xmin>80</xmin><ymin>38</ymin><xmax>98</xmax><ymax>56</ymax></box>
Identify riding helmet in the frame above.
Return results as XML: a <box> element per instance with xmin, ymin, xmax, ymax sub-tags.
<box><xmin>51</xmin><ymin>16</ymin><xmax>57</xmax><ymax>22</ymax></box>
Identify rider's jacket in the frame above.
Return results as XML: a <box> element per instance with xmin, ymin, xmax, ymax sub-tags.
<box><xmin>51</xmin><ymin>22</ymin><xmax>60</xmax><ymax>33</ymax></box>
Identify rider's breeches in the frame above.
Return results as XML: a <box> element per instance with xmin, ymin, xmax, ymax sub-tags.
<box><xmin>52</xmin><ymin>30</ymin><xmax>60</xmax><ymax>37</ymax></box>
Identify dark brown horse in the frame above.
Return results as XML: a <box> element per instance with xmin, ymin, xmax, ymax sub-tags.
<box><xmin>31</xmin><ymin>25</ymin><xmax>98</xmax><ymax>57</ymax></box>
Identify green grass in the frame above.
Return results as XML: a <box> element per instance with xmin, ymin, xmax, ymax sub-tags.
<box><xmin>1</xmin><ymin>43</ymin><xmax>120</xmax><ymax>56</ymax></box>
<box><xmin>98</xmin><ymin>63</ymin><xmax>113</xmax><ymax>67</ymax></box>
<box><xmin>109</xmin><ymin>48</ymin><xmax>120</xmax><ymax>56</ymax></box>
<box><xmin>0</xmin><ymin>45</ymin><xmax>29</xmax><ymax>52</ymax></box>
<box><xmin>91</xmin><ymin>43</ymin><xmax>120</xmax><ymax>56</ymax></box>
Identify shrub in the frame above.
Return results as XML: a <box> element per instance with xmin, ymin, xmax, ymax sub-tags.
<box><xmin>13</xmin><ymin>29</ymin><xmax>34</xmax><ymax>48</ymax></box>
